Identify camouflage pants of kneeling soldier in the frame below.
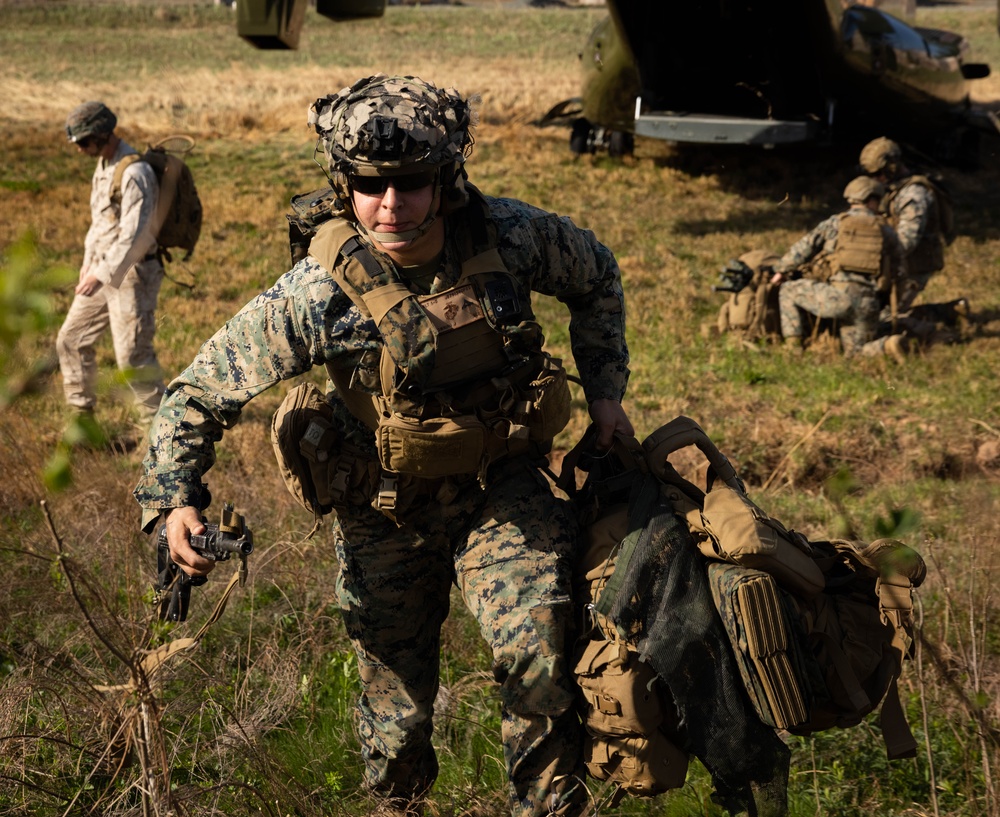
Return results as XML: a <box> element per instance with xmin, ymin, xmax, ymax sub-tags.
<box><xmin>778</xmin><ymin>278</ymin><xmax>880</xmax><ymax>355</ymax></box>
<box><xmin>332</xmin><ymin>458</ymin><xmax>586</xmax><ymax>817</ymax></box>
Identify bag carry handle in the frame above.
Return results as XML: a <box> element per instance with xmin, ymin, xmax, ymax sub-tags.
<box><xmin>641</xmin><ymin>416</ymin><xmax>743</xmax><ymax>493</ymax></box>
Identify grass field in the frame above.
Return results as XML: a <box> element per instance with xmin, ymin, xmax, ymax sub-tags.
<box><xmin>2</xmin><ymin>3</ymin><xmax>1000</xmax><ymax>816</ymax></box>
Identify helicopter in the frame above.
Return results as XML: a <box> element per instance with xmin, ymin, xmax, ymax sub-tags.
<box><xmin>540</xmin><ymin>0</ymin><xmax>999</xmax><ymax>167</ymax></box>
<box><xmin>236</xmin><ymin>0</ymin><xmax>385</xmax><ymax>49</ymax></box>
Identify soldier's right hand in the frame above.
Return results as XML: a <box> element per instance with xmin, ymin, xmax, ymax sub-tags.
<box><xmin>164</xmin><ymin>506</ymin><xmax>216</xmax><ymax>578</ymax></box>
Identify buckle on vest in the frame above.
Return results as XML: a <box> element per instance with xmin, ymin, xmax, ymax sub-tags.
<box><xmin>328</xmin><ymin>460</ymin><xmax>354</xmax><ymax>504</ymax></box>
<box><xmin>376</xmin><ymin>475</ymin><xmax>398</xmax><ymax>512</ymax></box>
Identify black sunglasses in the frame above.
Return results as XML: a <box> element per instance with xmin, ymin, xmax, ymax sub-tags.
<box><xmin>350</xmin><ymin>171</ymin><xmax>437</xmax><ymax>195</ymax></box>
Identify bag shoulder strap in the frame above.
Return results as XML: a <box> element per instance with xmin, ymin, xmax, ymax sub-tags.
<box><xmin>110</xmin><ymin>153</ymin><xmax>143</xmax><ymax>205</ymax></box>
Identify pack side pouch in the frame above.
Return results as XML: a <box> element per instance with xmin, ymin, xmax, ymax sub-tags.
<box><xmin>794</xmin><ymin>592</ymin><xmax>893</xmax><ymax>731</ymax></box>
<box><xmin>584</xmin><ymin>729</ymin><xmax>689</xmax><ymax>796</ymax></box>
<box><xmin>726</xmin><ymin>289</ymin><xmax>756</xmax><ymax>330</ymax></box>
<box><xmin>707</xmin><ymin>562</ymin><xmax>812</xmax><ymax>730</ymax></box>
<box><xmin>573</xmin><ymin>638</ymin><xmax>664</xmax><ymax>736</ymax></box>
<box><xmin>377</xmin><ymin>413</ymin><xmax>485</xmax><ymax>477</ymax></box>
<box><xmin>701</xmin><ymin>485</ymin><xmax>826</xmax><ymax>598</ymax></box>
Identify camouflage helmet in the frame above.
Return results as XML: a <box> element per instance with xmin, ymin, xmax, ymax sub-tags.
<box><xmin>308</xmin><ymin>74</ymin><xmax>476</xmax><ymax>214</ymax></box>
<box><xmin>65</xmin><ymin>101</ymin><xmax>117</xmax><ymax>143</ymax></box>
<box><xmin>843</xmin><ymin>175</ymin><xmax>885</xmax><ymax>204</ymax></box>
<box><xmin>859</xmin><ymin>137</ymin><xmax>902</xmax><ymax>175</ymax></box>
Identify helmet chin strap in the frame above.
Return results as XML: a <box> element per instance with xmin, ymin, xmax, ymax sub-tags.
<box><xmin>361</xmin><ymin>184</ymin><xmax>442</xmax><ymax>246</ymax></box>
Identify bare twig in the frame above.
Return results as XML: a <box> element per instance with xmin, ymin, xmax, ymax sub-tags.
<box><xmin>761</xmin><ymin>408</ymin><xmax>833</xmax><ymax>493</ymax></box>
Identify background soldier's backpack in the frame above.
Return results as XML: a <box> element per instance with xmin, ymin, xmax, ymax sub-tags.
<box><xmin>561</xmin><ymin>417</ymin><xmax>925</xmax><ymax>803</ymax></box>
<box><xmin>112</xmin><ymin>135</ymin><xmax>203</xmax><ymax>262</ymax></box>
<box><xmin>714</xmin><ymin>251</ymin><xmax>782</xmax><ymax>342</ymax></box>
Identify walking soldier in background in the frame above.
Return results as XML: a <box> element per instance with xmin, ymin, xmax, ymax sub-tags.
<box><xmin>58</xmin><ymin>101</ymin><xmax>166</xmax><ymax>427</ymax></box>
<box><xmin>135</xmin><ymin>74</ymin><xmax>633</xmax><ymax>817</ymax></box>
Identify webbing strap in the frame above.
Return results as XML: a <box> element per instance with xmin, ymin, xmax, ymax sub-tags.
<box><xmin>94</xmin><ymin>570</ymin><xmax>244</xmax><ymax>695</ymax></box>
<box><xmin>880</xmin><ymin>678</ymin><xmax>918</xmax><ymax>759</ymax></box>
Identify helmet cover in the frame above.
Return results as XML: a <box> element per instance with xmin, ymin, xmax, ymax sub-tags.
<box><xmin>65</xmin><ymin>101</ymin><xmax>117</xmax><ymax>143</ymax></box>
<box><xmin>859</xmin><ymin>137</ymin><xmax>902</xmax><ymax>174</ymax></box>
<box><xmin>843</xmin><ymin>175</ymin><xmax>885</xmax><ymax>204</ymax></box>
<box><xmin>308</xmin><ymin>74</ymin><xmax>475</xmax><ymax>178</ymax></box>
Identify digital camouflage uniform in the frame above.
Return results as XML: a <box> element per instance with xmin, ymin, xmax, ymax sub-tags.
<box><xmin>58</xmin><ymin>105</ymin><xmax>166</xmax><ymax>422</ymax></box>
<box><xmin>859</xmin><ymin>137</ymin><xmax>947</xmax><ymax>315</ymax></box>
<box><xmin>775</xmin><ymin>204</ymin><xmax>902</xmax><ymax>355</ymax></box>
<box><xmin>884</xmin><ymin>178</ymin><xmax>943</xmax><ymax>311</ymax></box>
<box><xmin>135</xmin><ymin>190</ymin><xmax>629</xmax><ymax>817</ymax></box>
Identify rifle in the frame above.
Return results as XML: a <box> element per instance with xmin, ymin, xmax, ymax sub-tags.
<box><xmin>156</xmin><ymin>503</ymin><xmax>254</xmax><ymax>622</ymax></box>
<box><xmin>711</xmin><ymin>258</ymin><xmax>755</xmax><ymax>294</ymax></box>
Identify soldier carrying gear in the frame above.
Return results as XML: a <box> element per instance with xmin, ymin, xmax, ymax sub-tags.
<box><xmin>57</xmin><ymin>99</ymin><xmax>167</xmax><ymax>427</ymax></box>
<box><xmin>137</xmin><ymin>73</ymin><xmax>634</xmax><ymax>817</ymax></box>
<box><xmin>770</xmin><ymin>176</ymin><xmax>904</xmax><ymax>355</ymax></box>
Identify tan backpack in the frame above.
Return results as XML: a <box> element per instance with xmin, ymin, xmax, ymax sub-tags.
<box><xmin>112</xmin><ymin>136</ymin><xmax>203</xmax><ymax>262</ymax></box>
<box><xmin>714</xmin><ymin>251</ymin><xmax>782</xmax><ymax>342</ymax></box>
<box><xmin>563</xmin><ymin>414</ymin><xmax>926</xmax><ymax>797</ymax></box>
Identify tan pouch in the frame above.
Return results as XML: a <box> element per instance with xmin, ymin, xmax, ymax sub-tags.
<box><xmin>271</xmin><ymin>383</ymin><xmax>377</xmax><ymax>514</ymax></box>
<box><xmin>377</xmin><ymin>413</ymin><xmax>485</xmax><ymax>477</ymax></box>
<box><xmin>526</xmin><ymin>356</ymin><xmax>571</xmax><ymax>442</ymax></box>
<box><xmin>584</xmin><ymin>729</ymin><xmax>689</xmax><ymax>796</ymax></box>
<box><xmin>573</xmin><ymin>638</ymin><xmax>664</xmax><ymax>736</ymax></box>
<box><xmin>700</xmin><ymin>484</ymin><xmax>825</xmax><ymax>598</ymax></box>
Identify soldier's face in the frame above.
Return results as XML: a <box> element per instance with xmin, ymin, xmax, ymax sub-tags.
<box><xmin>351</xmin><ymin>175</ymin><xmax>444</xmax><ymax>264</ymax></box>
<box><xmin>74</xmin><ymin>134</ymin><xmax>102</xmax><ymax>157</ymax></box>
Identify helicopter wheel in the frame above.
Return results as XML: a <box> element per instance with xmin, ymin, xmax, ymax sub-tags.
<box><xmin>608</xmin><ymin>130</ymin><xmax>634</xmax><ymax>158</ymax></box>
<box><xmin>570</xmin><ymin>118</ymin><xmax>592</xmax><ymax>155</ymax></box>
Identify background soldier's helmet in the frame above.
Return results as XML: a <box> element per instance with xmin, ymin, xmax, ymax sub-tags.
<box><xmin>843</xmin><ymin>175</ymin><xmax>885</xmax><ymax>204</ymax></box>
<box><xmin>308</xmin><ymin>74</ymin><xmax>476</xmax><ymax>215</ymax></box>
<box><xmin>65</xmin><ymin>101</ymin><xmax>117</xmax><ymax>143</ymax></box>
<box><xmin>859</xmin><ymin>136</ymin><xmax>903</xmax><ymax>175</ymax></box>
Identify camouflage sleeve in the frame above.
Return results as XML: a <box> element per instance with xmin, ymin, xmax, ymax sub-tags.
<box><xmin>882</xmin><ymin>222</ymin><xmax>905</xmax><ymax>263</ymax></box>
<box><xmin>775</xmin><ymin>214</ymin><xmax>838</xmax><ymax>273</ymax></box>
<box><xmin>133</xmin><ymin>259</ymin><xmax>373</xmax><ymax>529</ymax></box>
<box><xmin>490</xmin><ymin>197</ymin><xmax>629</xmax><ymax>403</ymax></box>
<box><xmin>891</xmin><ymin>183</ymin><xmax>932</xmax><ymax>255</ymax></box>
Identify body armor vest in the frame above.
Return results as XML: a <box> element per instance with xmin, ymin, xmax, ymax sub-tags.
<box><xmin>832</xmin><ymin>212</ymin><xmax>884</xmax><ymax>278</ymax></box>
<box><xmin>308</xmin><ymin>187</ymin><xmax>571</xmax><ymax>499</ymax></box>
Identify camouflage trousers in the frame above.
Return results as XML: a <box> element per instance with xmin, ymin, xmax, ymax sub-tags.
<box><xmin>778</xmin><ymin>278</ymin><xmax>879</xmax><ymax>355</ymax></box>
<box><xmin>56</xmin><ymin>259</ymin><xmax>166</xmax><ymax>422</ymax></box>
<box><xmin>332</xmin><ymin>458</ymin><xmax>586</xmax><ymax>817</ymax></box>
<box><xmin>891</xmin><ymin>269</ymin><xmax>936</xmax><ymax>315</ymax></box>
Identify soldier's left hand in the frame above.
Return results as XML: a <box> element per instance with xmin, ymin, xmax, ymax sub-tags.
<box><xmin>75</xmin><ymin>272</ymin><xmax>104</xmax><ymax>297</ymax></box>
<box><xmin>589</xmin><ymin>398</ymin><xmax>634</xmax><ymax>451</ymax></box>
